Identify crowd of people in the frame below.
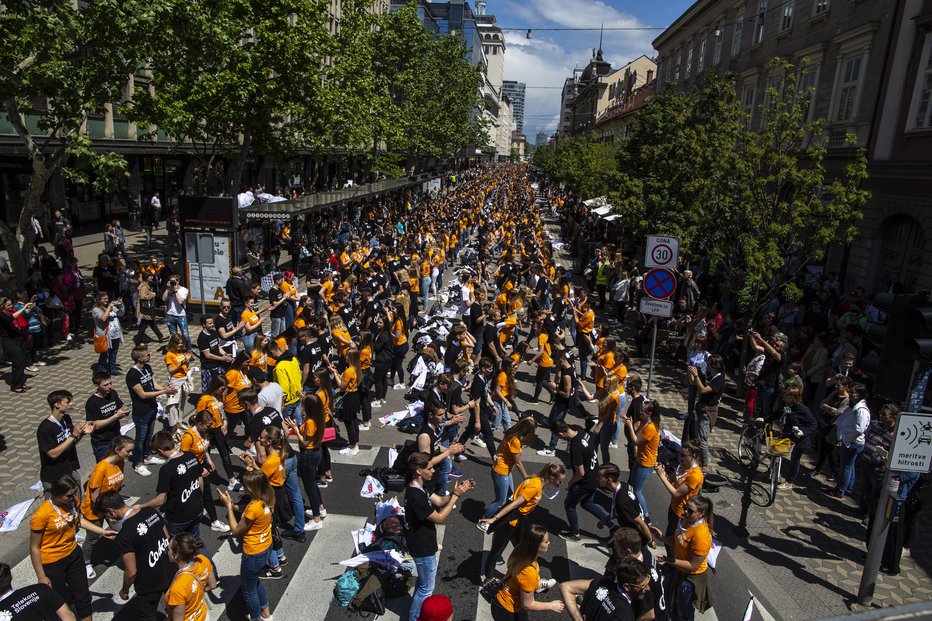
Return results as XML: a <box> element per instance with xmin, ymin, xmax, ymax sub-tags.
<box><xmin>1</xmin><ymin>161</ymin><xmax>923</xmax><ymax>621</ymax></box>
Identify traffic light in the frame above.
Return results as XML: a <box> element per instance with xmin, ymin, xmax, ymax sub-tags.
<box><xmin>860</xmin><ymin>294</ymin><xmax>929</xmax><ymax>403</ymax></box>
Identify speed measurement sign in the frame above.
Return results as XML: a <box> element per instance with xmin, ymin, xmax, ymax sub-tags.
<box><xmin>645</xmin><ymin>235</ymin><xmax>680</xmax><ymax>270</ymax></box>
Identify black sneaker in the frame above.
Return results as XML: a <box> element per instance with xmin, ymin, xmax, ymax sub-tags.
<box><xmin>559</xmin><ymin>530</ymin><xmax>581</xmax><ymax>542</ymax></box>
<box><xmin>277</xmin><ymin>556</ymin><xmax>288</xmax><ymax>566</ymax></box>
<box><xmin>259</xmin><ymin>568</ymin><xmax>284</xmax><ymax>579</ymax></box>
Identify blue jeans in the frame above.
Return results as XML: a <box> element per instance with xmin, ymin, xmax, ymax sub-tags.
<box><xmin>491</xmin><ymin>400</ymin><xmax>512</xmax><ymax>432</ymax></box>
<box><xmin>835</xmin><ymin>442</ymin><xmax>864</xmax><ymax>496</ymax></box>
<box><xmin>298</xmin><ymin>449</ymin><xmax>324</xmax><ymax>517</ymax></box>
<box><xmin>270</xmin><ymin>317</ymin><xmax>287</xmax><ymax>338</ymax></box>
<box><xmin>284</xmin><ymin>455</ymin><xmax>305</xmax><ymax>533</ymax></box>
<box><xmin>672</xmin><ymin>574</ymin><xmax>697</xmax><ymax>621</ymax></box>
<box><xmin>548</xmin><ymin>401</ymin><xmax>569</xmax><ymax>449</ymax></box>
<box><xmin>283</xmin><ymin>400</ymin><xmax>302</xmax><ymax>425</ymax></box>
<box><xmin>409</xmin><ymin>554</ymin><xmax>438</xmax><ymax>621</ymax></box>
<box><xmin>165</xmin><ymin>314</ymin><xmax>190</xmax><ymax>349</ymax></box>
<box><xmin>243</xmin><ymin>332</ymin><xmax>256</xmax><ymax>352</ymax></box>
<box><xmin>434</xmin><ymin>452</ymin><xmax>452</xmax><ymax>497</ymax></box>
<box><xmin>165</xmin><ymin>517</ymin><xmax>203</xmax><ymax>545</ymax></box>
<box><xmin>629</xmin><ymin>463</ymin><xmax>653</xmax><ymax>517</ymax></box>
<box><xmin>610</xmin><ymin>393</ymin><xmax>628</xmax><ymax>444</ymax></box>
<box><xmin>91</xmin><ymin>442</ymin><xmax>109</xmax><ymax>463</ymax></box>
<box><xmin>421</xmin><ymin>277</ymin><xmax>431</xmax><ymax>310</ymax></box>
<box><xmin>241</xmin><ymin>547</ymin><xmax>273</xmax><ymax>620</ymax></box>
<box><xmin>564</xmin><ymin>484</ymin><xmax>608</xmax><ymax>535</ymax></box>
<box><xmin>483</xmin><ymin>471</ymin><xmax>514</xmax><ymax>519</ymax></box>
<box><xmin>97</xmin><ymin>338</ymin><xmax>121</xmax><ymax>374</ymax></box>
<box><xmin>132</xmin><ymin>409</ymin><xmax>157</xmax><ymax>466</ymax></box>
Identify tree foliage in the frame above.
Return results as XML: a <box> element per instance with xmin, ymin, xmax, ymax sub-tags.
<box><xmin>531</xmin><ymin>133</ymin><xmax>624</xmax><ymax>200</ymax></box>
<box><xmin>0</xmin><ymin>0</ymin><xmax>153</xmax><ymax>280</ymax></box>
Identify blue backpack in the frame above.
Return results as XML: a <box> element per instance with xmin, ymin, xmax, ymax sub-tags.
<box><xmin>334</xmin><ymin>570</ymin><xmax>361</xmax><ymax>607</ymax></box>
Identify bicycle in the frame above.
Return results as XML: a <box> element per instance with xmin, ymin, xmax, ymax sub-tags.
<box><xmin>737</xmin><ymin>419</ymin><xmax>794</xmax><ymax>506</ymax></box>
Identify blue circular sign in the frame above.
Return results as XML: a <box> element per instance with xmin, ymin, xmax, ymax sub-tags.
<box><xmin>644</xmin><ymin>268</ymin><xmax>676</xmax><ymax>300</ymax></box>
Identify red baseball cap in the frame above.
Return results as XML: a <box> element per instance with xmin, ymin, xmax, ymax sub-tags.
<box><xmin>417</xmin><ymin>594</ymin><xmax>453</xmax><ymax>621</ymax></box>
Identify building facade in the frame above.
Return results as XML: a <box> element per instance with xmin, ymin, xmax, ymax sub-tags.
<box><xmin>652</xmin><ymin>0</ymin><xmax>931</xmax><ymax>293</ymax></box>
<box><xmin>591</xmin><ymin>56</ymin><xmax>656</xmax><ymax>141</ymax></box>
<box><xmin>502</xmin><ymin>80</ymin><xmax>526</xmax><ymax>133</ymax></box>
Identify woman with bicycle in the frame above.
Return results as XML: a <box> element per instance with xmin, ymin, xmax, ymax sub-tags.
<box><xmin>778</xmin><ymin>387</ymin><xmax>817</xmax><ymax>491</ymax></box>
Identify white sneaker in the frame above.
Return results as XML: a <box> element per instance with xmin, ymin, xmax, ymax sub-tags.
<box><xmin>86</xmin><ymin>564</ymin><xmax>96</xmax><ymax>580</ymax></box>
<box><xmin>319</xmin><ymin>508</ymin><xmax>327</xmax><ymax>518</ymax></box>
<box><xmin>393</xmin><ymin>383</ymin><xmax>407</xmax><ymax>390</ymax></box>
<box><xmin>144</xmin><ymin>455</ymin><xmax>166</xmax><ymax>465</ymax></box>
<box><xmin>536</xmin><ymin>578</ymin><xmax>556</xmax><ymax>593</ymax></box>
<box><xmin>455</xmin><ymin>454</ymin><xmax>467</xmax><ymax>462</ymax></box>
<box><xmin>304</xmin><ymin>520</ymin><xmax>324</xmax><ymax>531</ymax></box>
<box><xmin>228</xmin><ymin>478</ymin><xmax>243</xmax><ymax>491</ymax></box>
<box><xmin>609</xmin><ymin>442</ymin><xmax>619</xmax><ymax>449</ymax></box>
<box><xmin>472</xmin><ymin>437</ymin><xmax>487</xmax><ymax>448</ymax></box>
<box><xmin>211</xmin><ymin>520</ymin><xmax>231</xmax><ymax>532</ymax></box>
<box><xmin>358</xmin><ymin>423</ymin><xmax>371</xmax><ymax>431</ymax></box>
<box><xmin>537</xmin><ymin>449</ymin><xmax>556</xmax><ymax>457</ymax></box>
<box><xmin>339</xmin><ymin>447</ymin><xmax>359</xmax><ymax>456</ymax></box>
<box><xmin>134</xmin><ymin>465</ymin><xmax>152</xmax><ymax>477</ymax></box>
<box><xmin>477</xmin><ymin>522</ymin><xmax>490</xmax><ymax>534</ymax></box>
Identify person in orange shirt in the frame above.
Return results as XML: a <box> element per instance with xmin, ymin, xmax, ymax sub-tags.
<box><xmin>313</xmin><ymin>368</ymin><xmax>335</xmax><ymax>487</ymax></box>
<box><xmin>163</xmin><ymin>335</ymin><xmax>192</xmax><ymax>433</ymax></box>
<box><xmin>490</xmin><ymin>524</ymin><xmax>564</xmax><ymax>618</ymax></box>
<box><xmin>358</xmin><ymin>330</ymin><xmax>374</xmax><ymax>427</ymax></box>
<box><xmin>491</xmin><ymin>357</ymin><xmax>517</xmax><ymax>432</ymax></box>
<box><xmin>330</xmin><ymin>348</ymin><xmax>362</xmax><ymax>455</ymax></box>
<box><xmin>388</xmin><ymin>303</ymin><xmax>409</xmax><ymax>389</ymax></box>
<box><xmin>655</xmin><ymin>441</ymin><xmax>705</xmax><ymax>553</ymax></box>
<box><xmin>481</xmin><ymin>418</ymin><xmax>537</xmax><ymax>522</ymax></box>
<box><xmin>195</xmin><ymin>376</ymin><xmax>239</xmax><ymax>491</ymax></box>
<box><xmin>654</xmin><ymin>496</ymin><xmax>715</xmax><ymax>619</ymax></box>
<box><xmin>165</xmin><ymin>532</ymin><xmax>217</xmax><ymax>621</ymax></box>
<box><xmin>284</xmin><ymin>393</ymin><xmax>327</xmax><ymax>530</ymax></box>
<box><xmin>223</xmin><ymin>352</ymin><xmax>252</xmax><ymax>436</ymax></box>
<box><xmin>80</xmin><ymin>435</ymin><xmax>132</xmax><ymax>567</ymax></box>
<box><xmin>241</xmin><ymin>296</ymin><xmax>268</xmax><ymax>351</ymax></box>
<box><xmin>217</xmin><ymin>471</ymin><xmax>280</xmax><ymax>621</ymax></box>
<box><xmin>593</xmin><ymin>376</ymin><xmax>621</xmax><ymax>465</ymax></box>
<box><xmin>625</xmin><ymin>400</ymin><xmax>661</xmax><ymax>520</ymax></box>
<box><xmin>528</xmin><ymin>319</ymin><xmax>555</xmax><ymax>403</ymax></box>
<box><xmin>29</xmin><ymin>476</ymin><xmax>116</xmax><ymax>621</ymax></box>
<box><xmin>572</xmin><ymin>296</ymin><xmax>596</xmax><ymax>382</ymax></box>
<box><xmin>330</xmin><ymin>314</ymin><xmax>353</xmax><ymax>358</ymax></box>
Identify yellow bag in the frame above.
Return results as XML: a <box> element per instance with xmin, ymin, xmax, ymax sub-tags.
<box><xmin>767</xmin><ymin>430</ymin><xmax>793</xmax><ymax>456</ymax></box>
<box><xmin>93</xmin><ymin>334</ymin><xmax>109</xmax><ymax>353</ymax></box>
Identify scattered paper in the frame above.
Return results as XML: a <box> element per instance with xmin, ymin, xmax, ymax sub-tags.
<box><xmin>339</xmin><ymin>550</ymin><xmax>409</xmax><ymax>569</ymax></box>
<box><xmin>352</xmin><ymin>522</ymin><xmax>376</xmax><ymax>553</ymax></box>
<box><xmin>375</xmin><ymin>498</ymin><xmax>404</xmax><ymax>525</ymax></box>
<box><xmin>378</xmin><ymin>410</ymin><xmax>412</xmax><ymax>427</ymax></box>
<box><xmin>0</xmin><ymin>499</ymin><xmax>36</xmax><ymax>532</ymax></box>
<box><xmin>388</xmin><ymin>448</ymin><xmax>398</xmax><ymax>468</ymax></box>
<box><xmin>360</xmin><ymin>476</ymin><xmax>384</xmax><ymax>498</ymax></box>
<box><xmin>30</xmin><ymin>481</ymin><xmax>42</xmax><ymax>492</ymax></box>
<box><xmin>707</xmin><ymin>537</ymin><xmax>722</xmax><ymax>569</ymax></box>
<box><xmin>120</xmin><ymin>422</ymin><xmax>135</xmax><ymax>435</ymax></box>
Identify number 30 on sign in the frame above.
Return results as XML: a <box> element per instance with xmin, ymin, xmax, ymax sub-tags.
<box><xmin>645</xmin><ymin>235</ymin><xmax>680</xmax><ymax>270</ymax></box>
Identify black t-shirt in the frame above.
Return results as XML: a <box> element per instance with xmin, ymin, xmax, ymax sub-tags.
<box><xmin>216</xmin><ymin>312</ymin><xmax>237</xmax><ymax>351</ymax></box>
<box><xmin>470</xmin><ymin>373</ymin><xmax>492</xmax><ymax>414</ymax></box>
<box><xmin>156</xmin><ymin>452</ymin><xmax>204</xmax><ymax>524</ymax></box>
<box><xmin>115</xmin><ymin>507</ymin><xmax>174</xmax><ymax>595</ymax></box>
<box><xmin>125</xmin><ymin>364</ymin><xmax>157</xmax><ymax>413</ymax></box>
<box><xmin>443</xmin><ymin>336</ymin><xmax>463</xmax><ymax>370</ymax></box>
<box><xmin>404</xmin><ymin>485</ymin><xmax>437</xmax><ymax>557</ymax></box>
<box><xmin>417</xmin><ymin>422</ymin><xmax>443</xmax><ymax>457</ymax></box>
<box><xmin>198</xmin><ymin>329</ymin><xmax>223</xmax><ymax>371</ymax></box>
<box><xmin>269</xmin><ymin>287</ymin><xmax>287</xmax><ymax>318</ymax></box>
<box><xmin>299</xmin><ymin>339</ymin><xmax>325</xmax><ymax>377</ymax></box>
<box><xmin>247</xmin><ymin>407</ymin><xmax>284</xmax><ymax>443</ymax></box>
<box><xmin>481</xmin><ymin>323</ymin><xmax>501</xmax><ymax>361</ymax></box>
<box><xmin>84</xmin><ymin>391</ymin><xmax>124</xmax><ymax>444</ymax></box>
<box><xmin>569</xmin><ymin>431</ymin><xmax>599</xmax><ymax>490</ymax></box>
<box><xmin>37</xmin><ymin>416</ymin><xmax>79</xmax><ymax>484</ymax></box>
<box><xmin>605</xmin><ymin>549</ymin><xmax>667</xmax><ymax>621</ymax></box>
<box><xmin>468</xmin><ymin>303</ymin><xmax>483</xmax><ymax>333</ymax></box>
<box><xmin>580</xmin><ymin>575</ymin><xmax>637</xmax><ymax>621</ymax></box>
<box><xmin>610</xmin><ymin>482</ymin><xmax>643</xmax><ymax>529</ymax></box>
<box><xmin>0</xmin><ymin>584</ymin><xmax>66</xmax><ymax>621</ymax></box>
<box><xmin>554</xmin><ymin>367</ymin><xmax>573</xmax><ymax>405</ymax></box>
<box><xmin>697</xmin><ymin>372</ymin><xmax>725</xmax><ymax>407</ymax></box>
<box><xmin>338</xmin><ymin>305</ymin><xmax>360</xmax><ymax>339</ymax></box>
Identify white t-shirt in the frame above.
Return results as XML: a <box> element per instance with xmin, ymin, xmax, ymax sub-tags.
<box><xmin>258</xmin><ymin>382</ymin><xmax>284</xmax><ymax>415</ymax></box>
<box><xmin>166</xmin><ymin>286</ymin><xmax>189</xmax><ymax>317</ymax></box>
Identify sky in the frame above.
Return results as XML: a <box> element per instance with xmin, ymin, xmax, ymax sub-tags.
<box><xmin>492</xmin><ymin>0</ymin><xmax>696</xmax><ymax>139</ymax></box>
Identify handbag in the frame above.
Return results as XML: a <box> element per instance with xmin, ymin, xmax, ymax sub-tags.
<box><xmin>322</xmin><ymin>426</ymin><xmax>337</xmax><ymax>443</ymax></box>
<box><xmin>479</xmin><ymin>577</ymin><xmax>506</xmax><ymax>603</ymax></box>
<box><xmin>93</xmin><ymin>334</ymin><xmax>109</xmax><ymax>353</ymax></box>
<box><xmin>349</xmin><ymin>568</ymin><xmax>387</xmax><ymax>616</ymax></box>
<box><xmin>140</xmin><ymin>297</ymin><xmax>155</xmax><ymax>311</ymax></box>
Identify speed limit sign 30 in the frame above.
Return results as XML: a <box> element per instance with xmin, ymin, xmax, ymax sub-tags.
<box><xmin>645</xmin><ymin>235</ymin><xmax>680</xmax><ymax>270</ymax></box>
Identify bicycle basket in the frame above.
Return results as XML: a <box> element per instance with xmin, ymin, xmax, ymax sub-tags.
<box><xmin>767</xmin><ymin>432</ymin><xmax>794</xmax><ymax>456</ymax></box>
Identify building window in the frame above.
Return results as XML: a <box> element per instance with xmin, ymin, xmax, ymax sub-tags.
<box><xmin>697</xmin><ymin>39</ymin><xmax>706</xmax><ymax>72</ymax></box>
<box><xmin>675</xmin><ymin>52</ymin><xmax>682</xmax><ymax>81</ymax></box>
<box><xmin>713</xmin><ymin>24</ymin><xmax>723</xmax><ymax>65</ymax></box>
<box><xmin>909</xmin><ymin>34</ymin><xmax>932</xmax><ymax>129</ymax></box>
<box><xmin>833</xmin><ymin>55</ymin><xmax>863</xmax><ymax>122</ymax></box>
<box><xmin>685</xmin><ymin>46</ymin><xmax>693</xmax><ymax>78</ymax></box>
<box><xmin>814</xmin><ymin>0</ymin><xmax>829</xmax><ymax>15</ymax></box>
<box><xmin>732</xmin><ymin>13</ymin><xmax>744</xmax><ymax>56</ymax></box>
<box><xmin>742</xmin><ymin>82</ymin><xmax>757</xmax><ymax>118</ymax></box>
<box><xmin>754</xmin><ymin>1</ymin><xmax>767</xmax><ymax>46</ymax></box>
<box><xmin>780</xmin><ymin>1</ymin><xmax>794</xmax><ymax>32</ymax></box>
<box><xmin>797</xmin><ymin>59</ymin><xmax>821</xmax><ymax>122</ymax></box>
<box><xmin>492</xmin><ymin>46</ymin><xmax>498</xmax><ymax>55</ymax></box>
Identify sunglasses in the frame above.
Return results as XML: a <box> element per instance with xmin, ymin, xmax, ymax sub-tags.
<box><xmin>626</xmin><ymin>581</ymin><xmax>650</xmax><ymax>593</ymax></box>
<box><xmin>683</xmin><ymin>506</ymin><xmax>697</xmax><ymax>515</ymax></box>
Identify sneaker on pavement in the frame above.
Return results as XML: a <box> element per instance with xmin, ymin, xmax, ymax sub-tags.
<box><xmin>358</xmin><ymin>423</ymin><xmax>371</xmax><ymax>431</ymax></box>
<box><xmin>559</xmin><ymin>530</ymin><xmax>581</xmax><ymax>542</ymax></box>
<box><xmin>339</xmin><ymin>447</ymin><xmax>359</xmax><ymax>456</ymax></box>
<box><xmin>608</xmin><ymin>442</ymin><xmax>619</xmax><ymax>449</ymax></box>
<box><xmin>537</xmin><ymin>449</ymin><xmax>556</xmax><ymax>457</ymax></box>
<box><xmin>211</xmin><ymin>520</ymin><xmax>231</xmax><ymax>532</ymax></box>
<box><xmin>449</xmin><ymin>468</ymin><xmax>464</xmax><ymax>478</ymax></box>
<box><xmin>454</xmin><ymin>454</ymin><xmax>467</xmax><ymax>462</ymax></box>
<box><xmin>259</xmin><ymin>568</ymin><xmax>284</xmax><ymax>580</ymax></box>
<box><xmin>776</xmin><ymin>481</ymin><xmax>792</xmax><ymax>490</ymax></box>
<box><xmin>86</xmin><ymin>564</ymin><xmax>96</xmax><ymax>580</ymax></box>
<box><xmin>477</xmin><ymin>522</ymin><xmax>490</xmax><ymax>534</ymax></box>
<box><xmin>145</xmin><ymin>455</ymin><xmax>167</xmax><ymax>465</ymax></box>
<box><xmin>134</xmin><ymin>465</ymin><xmax>152</xmax><ymax>477</ymax></box>
<box><xmin>320</xmin><ymin>508</ymin><xmax>327</xmax><ymax>518</ymax></box>
<box><xmin>304</xmin><ymin>520</ymin><xmax>324</xmax><ymax>531</ymax></box>
<box><xmin>393</xmin><ymin>383</ymin><xmax>407</xmax><ymax>390</ymax></box>
<box><xmin>228</xmin><ymin>478</ymin><xmax>244</xmax><ymax>491</ymax></box>
<box><xmin>472</xmin><ymin>437</ymin><xmax>487</xmax><ymax>448</ymax></box>
<box><xmin>537</xmin><ymin>578</ymin><xmax>557</xmax><ymax>593</ymax></box>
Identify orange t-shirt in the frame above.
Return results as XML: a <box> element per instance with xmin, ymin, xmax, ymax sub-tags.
<box><xmin>496</xmin><ymin>561</ymin><xmax>539</xmax><ymax>613</ymax></box>
<box><xmin>599</xmin><ymin>391</ymin><xmax>620</xmax><ymax>426</ymax></box>
<box><xmin>317</xmin><ymin>388</ymin><xmax>332</xmax><ymax>422</ymax></box>
<box><xmin>595</xmin><ymin>352</ymin><xmax>615</xmax><ymax>389</ymax></box>
<box><xmin>165</xmin><ymin>351</ymin><xmax>189</xmax><ymax>379</ymax></box>
<box><xmin>241</xmin><ymin>500</ymin><xmax>273</xmax><ymax>555</ymax></box>
<box><xmin>196</xmin><ymin>394</ymin><xmax>224</xmax><ymax>429</ymax></box>
<box><xmin>300</xmin><ymin>417</ymin><xmax>320</xmax><ymax>451</ymax></box>
<box><xmin>636</xmin><ymin>422</ymin><xmax>660</xmax><ymax>467</ymax></box>
<box><xmin>332</xmin><ymin>328</ymin><xmax>351</xmax><ymax>356</ymax></box>
<box><xmin>30</xmin><ymin>500</ymin><xmax>78</xmax><ymax>564</ymax></box>
<box><xmin>671</xmin><ymin>465</ymin><xmax>704</xmax><ymax>517</ymax></box>
<box><xmin>342</xmin><ymin>366</ymin><xmax>358</xmax><ymax>393</ymax></box>
<box><xmin>492</xmin><ymin>436</ymin><xmax>522</xmax><ymax>476</ymax></box>
<box><xmin>81</xmin><ymin>459</ymin><xmax>125</xmax><ymax>521</ymax></box>
<box><xmin>241</xmin><ymin>309</ymin><xmax>261</xmax><ymax>332</ymax></box>
<box><xmin>223</xmin><ymin>369</ymin><xmax>250</xmax><ymax>413</ymax></box>
<box><xmin>180</xmin><ymin>427</ymin><xmax>210</xmax><ymax>464</ymax></box>
<box><xmin>578</xmin><ymin>310</ymin><xmax>595</xmax><ymax>334</ymax></box>
<box><xmin>537</xmin><ymin>333</ymin><xmax>554</xmax><ymax>368</ymax></box>
<box><xmin>261</xmin><ymin>453</ymin><xmax>285</xmax><ymax>487</ymax></box>
<box><xmin>165</xmin><ymin>566</ymin><xmax>208</xmax><ymax>621</ymax></box>
<box><xmin>393</xmin><ymin>319</ymin><xmax>407</xmax><ymax>346</ymax></box>
<box><xmin>249</xmin><ymin>351</ymin><xmax>268</xmax><ymax>372</ymax></box>
<box><xmin>511</xmin><ymin>477</ymin><xmax>544</xmax><ymax>525</ymax></box>
<box><xmin>493</xmin><ymin>370</ymin><xmax>510</xmax><ymax>402</ymax></box>
<box><xmin>360</xmin><ymin>346</ymin><xmax>372</xmax><ymax>370</ymax></box>
<box><xmin>499</xmin><ymin>315</ymin><xmax>517</xmax><ymax>346</ymax></box>
<box><xmin>675</xmin><ymin>520</ymin><xmax>713</xmax><ymax>574</ymax></box>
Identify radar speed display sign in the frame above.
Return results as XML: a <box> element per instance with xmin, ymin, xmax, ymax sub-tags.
<box><xmin>645</xmin><ymin>235</ymin><xmax>680</xmax><ymax>270</ymax></box>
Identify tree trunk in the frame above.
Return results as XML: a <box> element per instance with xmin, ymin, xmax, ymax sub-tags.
<box><xmin>226</xmin><ymin>127</ymin><xmax>252</xmax><ymax>195</ymax></box>
<box><xmin>0</xmin><ymin>158</ymin><xmax>46</xmax><ymax>282</ymax></box>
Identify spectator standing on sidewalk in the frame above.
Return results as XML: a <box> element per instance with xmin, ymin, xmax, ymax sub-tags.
<box><xmin>91</xmin><ymin>292</ymin><xmax>125</xmax><ymax>375</ymax></box>
<box><xmin>1</xmin><ymin>295</ymin><xmax>33</xmax><ymax>392</ymax></box>
<box><xmin>150</xmin><ymin>191</ymin><xmax>162</xmax><ymax>229</ymax></box>
<box><xmin>134</xmin><ymin>271</ymin><xmax>164</xmax><ymax>345</ymax></box>
<box><xmin>162</xmin><ymin>275</ymin><xmax>190</xmax><ymax>349</ymax></box>
<box><xmin>827</xmin><ymin>383</ymin><xmax>871</xmax><ymax>499</ymax></box>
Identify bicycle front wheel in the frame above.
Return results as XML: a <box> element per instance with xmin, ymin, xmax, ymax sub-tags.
<box><xmin>738</xmin><ymin>425</ymin><xmax>757</xmax><ymax>467</ymax></box>
<box><xmin>767</xmin><ymin>455</ymin><xmax>782</xmax><ymax>506</ymax></box>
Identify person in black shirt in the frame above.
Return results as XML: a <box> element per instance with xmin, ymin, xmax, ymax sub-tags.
<box><xmin>596</xmin><ymin>464</ymin><xmax>654</xmax><ymax>546</ymax></box>
<box><xmin>37</xmin><ymin>390</ymin><xmax>88</xmax><ymax>493</ymax></box>
<box><xmin>569</xmin><ymin>556</ymin><xmax>649</xmax><ymax>621</ymax></box>
<box><xmin>197</xmin><ymin>315</ymin><xmax>233</xmax><ymax>392</ymax></box>
<box><xmin>268</xmin><ymin>273</ymin><xmax>290</xmax><ymax>338</ymax></box>
<box><xmin>215</xmin><ymin>299</ymin><xmax>245</xmax><ymax>356</ymax></box>
<box><xmin>225</xmin><ymin>267</ymin><xmax>251</xmax><ymax>320</ymax></box>
<box><xmin>554</xmin><ymin>421</ymin><xmax>608</xmax><ymax>542</ymax></box>
<box><xmin>0</xmin><ymin>563</ymin><xmax>73</xmax><ymax>621</ymax></box>
<box><xmin>685</xmin><ymin>354</ymin><xmax>725</xmax><ymax>467</ymax></box>
<box><xmin>1</xmin><ymin>295</ymin><xmax>33</xmax><ymax>392</ymax></box>
<box><xmin>241</xmin><ymin>390</ymin><xmax>284</xmax><ymax>460</ymax></box>
<box><xmin>404</xmin><ymin>452</ymin><xmax>475</xmax><ymax>621</ymax></box>
<box><xmin>335</xmin><ymin>292</ymin><xmax>360</xmax><ymax>339</ymax></box>
<box><xmin>371</xmin><ymin>314</ymin><xmax>394</xmax><ymax>406</ymax></box>
<box><xmin>100</xmin><ymin>493</ymin><xmax>174</xmax><ymax>621</ymax></box>
<box><xmin>456</xmin><ymin>358</ymin><xmax>496</xmax><ymax>460</ymax></box>
<box><xmin>83</xmin><ymin>372</ymin><xmax>131</xmax><ymax>462</ymax></box>
<box><xmin>415</xmin><ymin>402</ymin><xmax>466</xmax><ymax>495</ymax></box>
<box><xmin>125</xmin><ymin>345</ymin><xmax>176</xmax><ymax>477</ymax></box>
<box><xmin>481</xmin><ymin>307</ymin><xmax>505</xmax><ymax>367</ymax></box>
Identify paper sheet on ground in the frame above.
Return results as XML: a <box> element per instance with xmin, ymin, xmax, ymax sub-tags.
<box><xmin>0</xmin><ymin>498</ymin><xmax>36</xmax><ymax>532</ymax></box>
<box><xmin>339</xmin><ymin>549</ymin><xmax>409</xmax><ymax>568</ymax></box>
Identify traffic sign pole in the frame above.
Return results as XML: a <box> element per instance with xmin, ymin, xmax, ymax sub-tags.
<box><xmin>646</xmin><ymin>319</ymin><xmax>658</xmax><ymax>399</ymax></box>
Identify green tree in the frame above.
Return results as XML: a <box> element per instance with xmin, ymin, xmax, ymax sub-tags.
<box><xmin>0</xmin><ymin>0</ymin><xmax>153</xmax><ymax>280</ymax></box>
<box><xmin>532</xmin><ymin>133</ymin><xmax>622</xmax><ymax>199</ymax></box>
